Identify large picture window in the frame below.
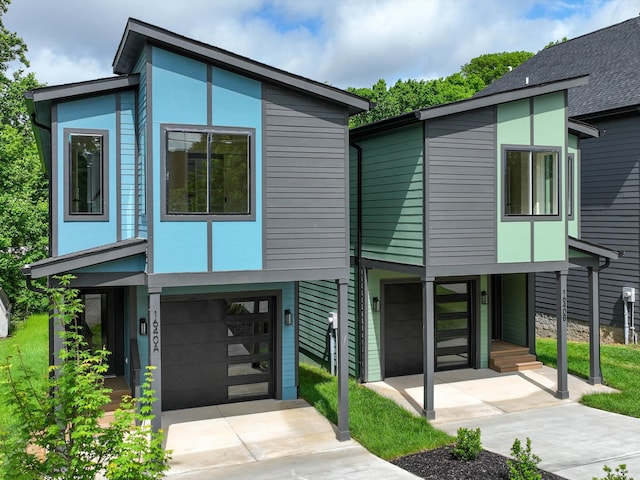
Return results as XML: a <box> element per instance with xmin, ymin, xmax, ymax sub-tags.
<box><xmin>64</xmin><ymin>129</ymin><xmax>108</xmax><ymax>220</ymax></box>
<box><xmin>505</xmin><ymin>148</ymin><xmax>559</xmax><ymax>216</ymax></box>
<box><xmin>166</xmin><ymin>128</ymin><xmax>252</xmax><ymax>216</ymax></box>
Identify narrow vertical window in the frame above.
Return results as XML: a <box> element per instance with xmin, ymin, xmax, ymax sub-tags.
<box><xmin>567</xmin><ymin>154</ymin><xmax>574</xmax><ymax>218</ymax></box>
<box><xmin>69</xmin><ymin>133</ymin><xmax>104</xmax><ymax>215</ymax></box>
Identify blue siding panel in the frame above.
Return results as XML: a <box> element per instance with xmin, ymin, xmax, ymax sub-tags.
<box><xmin>120</xmin><ymin>91</ymin><xmax>136</xmax><ymax>240</ymax></box>
<box><xmin>134</xmin><ymin>51</ymin><xmax>148</xmax><ymax>238</ymax></box>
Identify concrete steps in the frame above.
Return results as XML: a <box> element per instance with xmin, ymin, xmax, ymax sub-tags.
<box><xmin>102</xmin><ymin>377</ymin><xmax>132</xmax><ymax>412</ymax></box>
<box><xmin>489</xmin><ymin>341</ymin><xmax>543</xmax><ymax>373</ymax></box>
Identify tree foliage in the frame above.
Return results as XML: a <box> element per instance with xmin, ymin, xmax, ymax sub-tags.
<box><xmin>0</xmin><ymin>0</ymin><xmax>48</xmax><ymax>316</ymax></box>
<box><xmin>0</xmin><ymin>277</ymin><xmax>171</xmax><ymax>479</ymax></box>
<box><xmin>349</xmin><ymin>50</ymin><xmax>533</xmax><ymax>128</ymax></box>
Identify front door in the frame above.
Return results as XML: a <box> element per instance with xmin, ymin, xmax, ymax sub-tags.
<box><xmin>435</xmin><ymin>281</ymin><xmax>473</xmax><ymax>370</ymax></box>
<box><xmin>79</xmin><ymin>289</ymin><xmax>125</xmax><ymax>377</ymax></box>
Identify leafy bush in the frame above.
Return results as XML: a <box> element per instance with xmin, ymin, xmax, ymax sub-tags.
<box><xmin>508</xmin><ymin>437</ymin><xmax>542</xmax><ymax>480</ymax></box>
<box><xmin>0</xmin><ymin>276</ymin><xmax>171</xmax><ymax>479</ymax></box>
<box><xmin>452</xmin><ymin>427</ymin><xmax>482</xmax><ymax>461</ymax></box>
<box><xmin>593</xmin><ymin>464</ymin><xmax>634</xmax><ymax>480</ymax></box>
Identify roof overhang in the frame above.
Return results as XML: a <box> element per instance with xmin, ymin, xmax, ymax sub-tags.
<box><xmin>351</xmin><ymin>76</ymin><xmax>589</xmax><ymax>139</ymax></box>
<box><xmin>568</xmin><ymin>236</ymin><xmax>620</xmax><ymax>269</ymax></box>
<box><xmin>568</xmin><ymin>119</ymin><xmax>601</xmax><ymax>138</ymax></box>
<box><xmin>113</xmin><ymin>18</ymin><xmax>370</xmax><ymax>116</ymax></box>
<box><xmin>22</xmin><ymin>238</ymin><xmax>147</xmax><ymax>279</ymax></box>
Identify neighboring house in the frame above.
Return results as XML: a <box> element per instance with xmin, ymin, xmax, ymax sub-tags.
<box><xmin>0</xmin><ymin>287</ymin><xmax>10</xmax><ymax>338</ymax></box>
<box><xmin>476</xmin><ymin>17</ymin><xmax>640</xmax><ymax>344</ymax></box>
<box><xmin>298</xmin><ymin>78</ymin><xmax>619</xmax><ymax>419</ymax></box>
<box><xmin>22</xmin><ymin>18</ymin><xmax>369</xmax><ymax>436</ymax></box>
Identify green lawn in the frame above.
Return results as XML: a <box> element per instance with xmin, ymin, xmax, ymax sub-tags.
<box><xmin>0</xmin><ymin>314</ymin><xmax>49</xmax><ymax>430</ymax></box>
<box><xmin>536</xmin><ymin>338</ymin><xmax>640</xmax><ymax>418</ymax></box>
<box><xmin>299</xmin><ymin>363</ymin><xmax>453</xmax><ymax>460</ymax></box>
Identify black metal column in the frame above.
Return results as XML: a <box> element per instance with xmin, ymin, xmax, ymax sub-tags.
<box><xmin>422</xmin><ymin>277</ymin><xmax>435</xmax><ymax>420</ymax></box>
<box><xmin>336</xmin><ymin>278</ymin><xmax>350</xmax><ymax>441</ymax></box>
<box><xmin>556</xmin><ymin>271</ymin><xmax>569</xmax><ymax>399</ymax></box>
<box><xmin>588</xmin><ymin>267</ymin><xmax>602</xmax><ymax>385</ymax></box>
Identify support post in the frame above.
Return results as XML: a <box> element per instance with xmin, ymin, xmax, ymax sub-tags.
<box><xmin>527</xmin><ymin>273</ymin><xmax>536</xmax><ymax>355</ymax></box>
<box><xmin>588</xmin><ymin>267</ymin><xmax>602</xmax><ymax>384</ymax></box>
<box><xmin>148</xmin><ymin>288</ymin><xmax>162</xmax><ymax>431</ymax></box>
<box><xmin>336</xmin><ymin>278</ymin><xmax>350</xmax><ymax>441</ymax></box>
<box><xmin>556</xmin><ymin>271</ymin><xmax>569</xmax><ymax>399</ymax></box>
<box><xmin>422</xmin><ymin>277</ymin><xmax>435</xmax><ymax>420</ymax></box>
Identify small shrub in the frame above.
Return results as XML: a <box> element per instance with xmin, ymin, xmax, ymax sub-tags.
<box><xmin>508</xmin><ymin>437</ymin><xmax>542</xmax><ymax>480</ymax></box>
<box><xmin>452</xmin><ymin>427</ymin><xmax>482</xmax><ymax>461</ymax></box>
<box><xmin>593</xmin><ymin>464</ymin><xmax>634</xmax><ymax>480</ymax></box>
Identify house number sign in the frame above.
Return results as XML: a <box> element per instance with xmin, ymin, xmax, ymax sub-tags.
<box><xmin>152</xmin><ymin>310</ymin><xmax>160</xmax><ymax>353</ymax></box>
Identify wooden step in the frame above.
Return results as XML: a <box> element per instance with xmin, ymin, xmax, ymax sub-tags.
<box><xmin>489</xmin><ymin>341</ymin><xmax>543</xmax><ymax>373</ymax></box>
<box><xmin>491</xmin><ymin>360</ymin><xmax>543</xmax><ymax>373</ymax></box>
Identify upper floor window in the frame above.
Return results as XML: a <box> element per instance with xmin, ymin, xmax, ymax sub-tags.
<box><xmin>164</xmin><ymin>126</ymin><xmax>254</xmax><ymax>219</ymax></box>
<box><xmin>64</xmin><ymin>129</ymin><xmax>109</xmax><ymax>221</ymax></box>
<box><xmin>504</xmin><ymin>147</ymin><xmax>559</xmax><ymax>217</ymax></box>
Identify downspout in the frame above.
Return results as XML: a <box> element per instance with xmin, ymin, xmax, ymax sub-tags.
<box><xmin>350</xmin><ymin>141</ymin><xmax>365</xmax><ymax>382</ymax></box>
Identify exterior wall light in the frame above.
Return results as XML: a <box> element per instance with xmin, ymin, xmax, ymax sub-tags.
<box><xmin>372</xmin><ymin>297</ymin><xmax>380</xmax><ymax>312</ymax></box>
<box><xmin>139</xmin><ymin>317</ymin><xmax>148</xmax><ymax>336</ymax></box>
<box><xmin>284</xmin><ymin>309</ymin><xmax>293</xmax><ymax>326</ymax></box>
<box><xmin>481</xmin><ymin>291</ymin><xmax>488</xmax><ymax>305</ymax></box>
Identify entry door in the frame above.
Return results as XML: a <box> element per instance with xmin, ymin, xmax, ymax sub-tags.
<box><xmin>79</xmin><ymin>289</ymin><xmax>125</xmax><ymax>377</ymax></box>
<box><xmin>384</xmin><ymin>282</ymin><xmax>423</xmax><ymax>377</ymax></box>
<box><xmin>435</xmin><ymin>282</ymin><xmax>472</xmax><ymax>370</ymax></box>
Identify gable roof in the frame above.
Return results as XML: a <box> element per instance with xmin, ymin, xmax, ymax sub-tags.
<box><xmin>113</xmin><ymin>18</ymin><xmax>370</xmax><ymax>115</ymax></box>
<box><xmin>475</xmin><ymin>17</ymin><xmax>640</xmax><ymax>119</ymax></box>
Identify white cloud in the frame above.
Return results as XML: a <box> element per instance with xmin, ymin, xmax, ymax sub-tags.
<box><xmin>4</xmin><ymin>0</ymin><xmax>640</xmax><ymax>89</ymax></box>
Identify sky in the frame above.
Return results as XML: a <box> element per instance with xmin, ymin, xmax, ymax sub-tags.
<box><xmin>4</xmin><ymin>0</ymin><xmax>640</xmax><ymax>89</ymax></box>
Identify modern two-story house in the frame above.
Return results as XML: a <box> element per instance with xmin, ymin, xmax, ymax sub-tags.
<box><xmin>22</xmin><ymin>18</ymin><xmax>369</xmax><ymax>436</ymax></box>
<box><xmin>475</xmin><ymin>16</ymin><xmax>640</xmax><ymax>345</ymax></box>
<box><xmin>298</xmin><ymin>77</ymin><xmax>619</xmax><ymax>419</ymax></box>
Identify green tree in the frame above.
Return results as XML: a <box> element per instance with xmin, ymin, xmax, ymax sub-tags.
<box><xmin>460</xmin><ymin>51</ymin><xmax>534</xmax><ymax>87</ymax></box>
<box><xmin>0</xmin><ymin>0</ymin><xmax>48</xmax><ymax>316</ymax></box>
<box><xmin>0</xmin><ymin>276</ymin><xmax>171</xmax><ymax>479</ymax></box>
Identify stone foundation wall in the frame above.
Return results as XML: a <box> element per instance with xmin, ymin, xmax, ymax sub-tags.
<box><xmin>535</xmin><ymin>313</ymin><xmax>624</xmax><ymax>344</ymax></box>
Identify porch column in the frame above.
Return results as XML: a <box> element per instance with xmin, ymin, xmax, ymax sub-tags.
<box><xmin>527</xmin><ymin>273</ymin><xmax>536</xmax><ymax>355</ymax></box>
<box><xmin>148</xmin><ymin>288</ymin><xmax>162</xmax><ymax>431</ymax></box>
<box><xmin>588</xmin><ymin>267</ymin><xmax>602</xmax><ymax>385</ymax></box>
<box><xmin>336</xmin><ymin>278</ymin><xmax>350</xmax><ymax>441</ymax></box>
<box><xmin>556</xmin><ymin>271</ymin><xmax>569</xmax><ymax>399</ymax></box>
<box><xmin>422</xmin><ymin>277</ymin><xmax>435</xmax><ymax>420</ymax></box>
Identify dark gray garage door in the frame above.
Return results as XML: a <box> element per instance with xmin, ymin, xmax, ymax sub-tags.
<box><xmin>384</xmin><ymin>282</ymin><xmax>423</xmax><ymax>377</ymax></box>
<box><xmin>161</xmin><ymin>296</ymin><xmax>274</xmax><ymax>411</ymax></box>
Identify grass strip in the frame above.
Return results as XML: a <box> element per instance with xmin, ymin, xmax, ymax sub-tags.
<box><xmin>299</xmin><ymin>363</ymin><xmax>452</xmax><ymax>460</ymax></box>
<box><xmin>536</xmin><ymin>338</ymin><xmax>640</xmax><ymax>418</ymax></box>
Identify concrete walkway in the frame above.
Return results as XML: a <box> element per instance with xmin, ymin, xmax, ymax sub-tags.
<box><xmin>368</xmin><ymin>366</ymin><xmax>640</xmax><ymax>479</ymax></box>
<box><xmin>162</xmin><ymin>398</ymin><xmax>418</xmax><ymax>479</ymax></box>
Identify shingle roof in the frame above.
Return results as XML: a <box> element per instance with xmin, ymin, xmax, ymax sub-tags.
<box><xmin>475</xmin><ymin>17</ymin><xmax>640</xmax><ymax>118</ymax></box>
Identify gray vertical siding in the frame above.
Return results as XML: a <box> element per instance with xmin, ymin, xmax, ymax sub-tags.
<box><xmin>425</xmin><ymin>108</ymin><xmax>497</xmax><ymax>266</ymax></box>
<box><xmin>263</xmin><ymin>85</ymin><xmax>350</xmax><ymax>270</ymax></box>
<box><xmin>134</xmin><ymin>52</ymin><xmax>148</xmax><ymax>238</ymax></box>
<box><xmin>120</xmin><ymin>91</ymin><xmax>136</xmax><ymax>239</ymax></box>
<box><xmin>297</xmin><ymin>271</ymin><xmax>358</xmax><ymax>376</ymax></box>
<box><xmin>536</xmin><ymin>114</ymin><xmax>640</xmax><ymax>327</ymax></box>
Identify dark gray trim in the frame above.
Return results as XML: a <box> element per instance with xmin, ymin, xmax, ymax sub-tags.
<box><xmin>261</xmin><ymin>85</ymin><xmax>267</xmax><ymax>270</ymax></box>
<box><xmin>500</xmin><ymin>144</ymin><xmax>563</xmax><ymax>222</ymax></box>
<box><xmin>529</xmin><ymin>98</ymin><xmax>534</xmax><ymax>145</ymax></box>
<box><xmin>359</xmin><ymin>258</ymin><xmax>424</xmax><ymax>276</ymax></box>
<box><xmin>567</xmin><ymin>119</ymin><xmax>600</xmax><ymax>138</ymax></box>
<box><xmin>147</xmin><ymin>267</ymin><xmax>351</xmax><ymax>288</ymax></box>
<box><xmin>63</xmin><ymin>128</ymin><xmax>110</xmax><ymax>222</ymax></box>
<box><xmin>67</xmin><ymin>272</ymin><xmax>147</xmax><ymax>287</ymax></box>
<box><xmin>555</xmin><ymin>270</ymin><xmax>569</xmax><ymax>399</ymax></box>
<box><xmin>207</xmin><ymin>66</ymin><xmax>212</xmax><ymax>125</ymax></box>
<box><xmin>362</xmin><ymin>267</ymin><xmax>369</xmax><ymax>382</ymax></box>
<box><xmin>146</xmin><ymin>45</ymin><xmax>154</xmax><ymax>273</ymax></box>
<box><xmin>27</xmin><ymin>75</ymin><xmax>140</xmax><ymax>103</ymax></box>
<box><xmin>207</xmin><ymin>220</ymin><xmax>213</xmax><ymax>271</ymax></box>
<box><xmin>51</xmin><ymin>105</ymin><xmax>59</xmax><ymax>256</ymax></box>
<box><xmin>567</xmin><ymin>153</ymin><xmax>575</xmax><ymax>220</ymax></box>
<box><xmin>159</xmin><ymin>124</ymin><xmax>257</xmax><ymax>222</ymax></box>
<box><xmin>423</xmin><ymin>121</ymin><xmax>429</xmax><ymax>268</ymax></box>
<box><xmin>23</xmin><ymin>238</ymin><xmax>147</xmax><ymax>278</ymax></box>
<box><xmin>588</xmin><ymin>267</ymin><xmax>602</xmax><ymax>384</ymax></box>
<box><xmin>113</xmin><ymin>19</ymin><xmax>370</xmax><ymax>115</ymax></box>
<box><xmin>527</xmin><ymin>273</ymin><xmax>536</xmax><ymax>354</ymax></box>
<box><xmin>568</xmin><ymin>236</ymin><xmax>620</xmax><ymax>260</ymax></box>
<box><xmin>343</xmin><ymin>116</ymin><xmax>350</xmax><ymax>268</ymax></box>
<box><xmin>336</xmin><ymin>278</ymin><xmax>349</xmax><ymax>441</ymax></box>
<box><xmin>148</xmin><ymin>292</ymin><xmax>162</xmax><ymax>430</ymax></box>
<box><xmin>422</xmin><ymin>278</ymin><xmax>435</xmax><ymax>420</ymax></box>
<box><xmin>116</xmin><ymin>94</ymin><xmax>122</xmax><ymax>240</ymax></box>
<box><xmin>134</xmin><ymin>87</ymin><xmax>140</xmax><ymax>238</ymax></box>
<box><xmin>425</xmin><ymin>261</ymin><xmax>570</xmax><ymax>277</ymax></box>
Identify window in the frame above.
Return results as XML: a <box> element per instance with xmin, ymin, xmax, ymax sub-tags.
<box><xmin>64</xmin><ymin>129</ymin><xmax>108</xmax><ymax>220</ymax></box>
<box><xmin>165</xmin><ymin>128</ymin><xmax>252</xmax><ymax>216</ymax></box>
<box><xmin>505</xmin><ymin>148</ymin><xmax>559</xmax><ymax>216</ymax></box>
<box><xmin>567</xmin><ymin>153</ymin><xmax>574</xmax><ymax>218</ymax></box>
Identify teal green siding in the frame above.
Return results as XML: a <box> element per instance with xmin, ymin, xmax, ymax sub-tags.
<box><xmin>358</xmin><ymin>124</ymin><xmax>424</xmax><ymax>265</ymax></box>
<box><xmin>501</xmin><ymin>273</ymin><xmax>527</xmax><ymax>346</ymax></box>
<box><xmin>298</xmin><ymin>271</ymin><xmax>358</xmax><ymax>377</ymax></box>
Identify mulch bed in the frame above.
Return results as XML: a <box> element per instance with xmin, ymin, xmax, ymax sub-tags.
<box><xmin>392</xmin><ymin>446</ymin><xmax>567</xmax><ymax>480</ymax></box>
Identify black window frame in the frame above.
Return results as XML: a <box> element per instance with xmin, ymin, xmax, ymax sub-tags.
<box><xmin>161</xmin><ymin>124</ymin><xmax>256</xmax><ymax>221</ymax></box>
<box><xmin>64</xmin><ymin>128</ymin><xmax>109</xmax><ymax>222</ymax></box>
<box><xmin>567</xmin><ymin>153</ymin><xmax>575</xmax><ymax>220</ymax></box>
<box><xmin>502</xmin><ymin>145</ymin><xmax>562</xmax><ymax>220</ymax></box>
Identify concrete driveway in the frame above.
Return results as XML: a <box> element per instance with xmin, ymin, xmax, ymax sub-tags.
<box><xmin>162</xmin><ymin>398</ymin><xmax>419</xmax><ymax>479</ymax></box>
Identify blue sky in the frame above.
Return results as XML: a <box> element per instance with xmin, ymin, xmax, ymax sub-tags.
<box><xmin>4</xmin><ymin>0</ymin><xmax>640</xmax><ymax>89</ymax></box>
